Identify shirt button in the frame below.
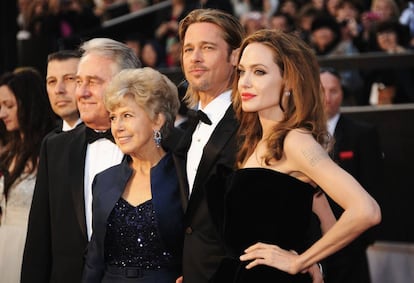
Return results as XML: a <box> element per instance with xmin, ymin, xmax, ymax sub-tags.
<box><xmin>185</xmin><ymin>227</ymin><xmax>193</xmax><ymax>234</ymax></box>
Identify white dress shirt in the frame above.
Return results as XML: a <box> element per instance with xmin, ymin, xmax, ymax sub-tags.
<box><xmin>84</xmin><ymin>138</ymin><xmax>123</xmax><ymax>240</ymax></box>
<box><xmin>327</xmin><ymin>113</ymin><xmax>340</xmax><ymax>136</ymax></box>
<box><xmin>186</xmin><ymin>90</ymin><xmax>232</xmax><ymax>195</ymax></box>
<box><xmin>62</xmin><ymin>118</ymin><xmax>83</xmax><ymax>132</ymax></box>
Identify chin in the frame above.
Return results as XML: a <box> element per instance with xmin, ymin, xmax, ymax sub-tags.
<box><xmin>241</xmin><ymin>105</ymin><xmax>256</xmax><ymax>113</ymax></box>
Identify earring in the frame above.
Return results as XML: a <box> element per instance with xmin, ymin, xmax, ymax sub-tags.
<box><xmin>153</xmin><ymin>129</ymin><xmax>162</xmax><ymax>148</ymax></box>
<box><xmin>284</xmin><ymin>90</ymin><xmax>291</xmax><ymax>97</ymax></box>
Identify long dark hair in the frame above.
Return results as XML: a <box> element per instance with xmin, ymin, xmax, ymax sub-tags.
<box><xmin>0</xmin><ymin>68</ymin><xmax>55</xmax><ymax>199</ymax></box>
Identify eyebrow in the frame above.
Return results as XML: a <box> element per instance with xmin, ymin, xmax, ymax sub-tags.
<box><xmin>46</xmin><ymin>73</ymin><xmax>76</xmax><ymax>80</ymax></box>
<box><xmin>76</xmin><ymin>75</ymin><xmax>105</xmax><ymax>82</ymax></box>
<box><xmin>183</xmin><ymin>41</ymin><xmax>218</xmax><ymax>48</ymax></box>
<box><xmin>238</xmin><ymin>63</ymin><xmax>267</xmax><ymax>69</ymax></box>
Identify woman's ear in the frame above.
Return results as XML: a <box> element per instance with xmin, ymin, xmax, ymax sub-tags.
<box><xmin>154</xmin><ymin>113</ymin><xmax>166</xmax><ymax>130</ymax></box>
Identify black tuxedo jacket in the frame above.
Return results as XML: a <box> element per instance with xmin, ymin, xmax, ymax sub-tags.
<box><xmin>324</xmin><ymin>114</ymin><xmax>384</xmax><ymax>283</ymax></box>
<box><xmin>82</xmin><ymin>155</ymin><xmax>184</xmax><ymax>282</ymax></box>
<box><xmin>331</xmin><ymin>115</ymin><xmax>383</xmax><ymax>191</ymax></box>
<box><xmin>22</xmin><ymin>124</ymin><xmax>91</xmax><ymax>283</ymax></box>
<box><xmin>174</xmin><ymin>105</ymin><xmax>239</xmax><ymax>283</ymax></box>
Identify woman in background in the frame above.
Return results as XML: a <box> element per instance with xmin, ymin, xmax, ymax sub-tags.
<box><xmin>0</xmin><ymin>67</ymin><xmax>55</xmax><ymax>282</ymax></box>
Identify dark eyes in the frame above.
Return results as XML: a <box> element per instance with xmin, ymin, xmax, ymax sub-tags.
<box><xmin>109</xmin><ymin>113</ymin><xmax>132</xmax><ymax>121</ymax></box>
<box><xmin>237</xmin><ymin>69</ymin><xmax>266</xmax><ymax>76</ymax></box>
<box><xmin>254</xmin><ymin>70</ymin><xmax>266</xmax><ymax>75</ymax></box>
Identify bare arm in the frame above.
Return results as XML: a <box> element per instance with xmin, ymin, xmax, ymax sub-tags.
<box><xmin>240</xmin><ymin>130</ymin><xmax>381</xmax><ymax>274</ymax></box>
<box><xmin>312</xmin><ymin>192</ymin><xmax>336</xmax><ymax>235</ymax></box>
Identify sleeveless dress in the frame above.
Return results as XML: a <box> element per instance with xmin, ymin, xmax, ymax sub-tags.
<box><xmin>0</xmin><ymin>172</ymin><xmax>36</xmax><ymax>283</ymax></box>
<box><xmin>207</xmin><ymin>167</ymin><xmax>315</xmax><ymax>283</ymax></box>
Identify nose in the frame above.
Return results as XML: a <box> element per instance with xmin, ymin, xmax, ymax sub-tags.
<box><xmin>54</xmin><ymin>80</ymin><xmax>65</xmax><ymax>95</ymax></box>
<box><xmin>112</xmin><ymin>117</ymin><xmax>124</xmax><ymax>133</ymax></box>
<box><xmin>190</xmin><ymin>48</ymin><xmax>203</xmax><ymax>63</ymax></box>
<box><xmin>0</xmin><ymin>106</ymin><xmax>7</xmax><ymax>119</ymax></box>
<box><xmin>238</xmin><ymin>72</ymin><xmax>251</xmax><ymax>89</ymax></box>
<box><xmin>76</xmin><ymin>81</ymin><xmax>91</xmax><ymax>98</ymax></box>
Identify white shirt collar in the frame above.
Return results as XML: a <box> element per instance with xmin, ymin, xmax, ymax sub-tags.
<box><xmin>198</xmin><ymin>90</ymin><xmax>232</xmax><ymax>125</ymax></box>
<box><xmin>62</xmin><ymin>118</ymin><xmax>83</xmax><ymax>132</ymax></box>
<box><xmin>327</xmin><ymin>113</ymin><xmax>340</xmax><ymax>136</ymax></box>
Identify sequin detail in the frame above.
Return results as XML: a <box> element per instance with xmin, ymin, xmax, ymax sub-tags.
<box><xmin>104</xmin><ymin>198</ymin><xmax>172</xmax><ymax>269</ymax></box>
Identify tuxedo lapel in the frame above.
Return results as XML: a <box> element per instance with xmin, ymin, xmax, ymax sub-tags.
<box><xmin>333</xmin><ymin>115</ymin><xmax>346</xmax><ymax>161</ymax></box>
<box><xmin>174</xmin><ymin>114</ymin><xmax>200</xmax><ymax>211</ymax></box>
<box><xmin>68</xmin><ymin>127</ymin><xmax>88</xmax><ymax>238</ymax></box>
<box><xmin>186</xmin><ymin>106</ymin><xmax>238</xmax><ymax>216</ymax></box>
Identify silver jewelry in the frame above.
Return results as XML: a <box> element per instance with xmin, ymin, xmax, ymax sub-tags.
<box><xmin>284</xmin><ymin>90</ymin><xmax>291</xmax><ymax>96</ymax></box>
<box><xmin>153</xmin><ymin>129</ymin><xmax>162</xmax><ymax>147</ymax></box>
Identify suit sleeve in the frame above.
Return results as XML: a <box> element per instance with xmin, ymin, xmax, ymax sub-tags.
<box><xmin>21</xmin><ymin>138</ymin><xmax>52</xmax><ymax>282</ymax></box>
<box><xmin>355</xmin><ymin>124</ymin><xmax>384</xmax><ymax>245</ymax></box>
<box><xmin>354</xmin><ymin>125</ymin><xmax>384</xmax><ymax>195</ymax></box>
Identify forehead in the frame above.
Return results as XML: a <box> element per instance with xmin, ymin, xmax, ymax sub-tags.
<box><xmin>184</xmin><ymin>22</ymin><xmax>226</xmax><ymax>46</ymax></box>
<box><xmin>77</xmin><ymin>53</ymin><xmax>116</xmax><ymax>79</ymax></box>
<box><xmin>320</xmin><ymin>72</ymin><xmax>341</xmax><ymax>85</ymax></box>
<box><xmin>240</xmin><ymin>42</ymin><xmax>274</xmax><ymax>64</ymax></box>
<box><xmin>47</xmin><ymin>58</ymin><xmax>79</xmax><ymax>75</ymax></box>
<box><xmin>0</xmin><ymin>85</ymin><xmax>16</xmax><ymax>101</ymax></box>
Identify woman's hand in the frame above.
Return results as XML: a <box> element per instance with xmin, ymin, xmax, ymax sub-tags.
<box><xmin>240</xmin><ymin>242</ymin><xmax>324</xmax><ymax>282</ymax></box>
<box><xmin>239</xmin><ymin>242</ymin><xmax>302</xmax><ymax>274</ymax></box>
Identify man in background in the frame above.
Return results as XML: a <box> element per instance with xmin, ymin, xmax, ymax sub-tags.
<box><xmin>319</xmin><ymin>67</ymin><xmax>384</xmax><ymax>283</ymax></box>
<box><xmin>46</xmin><ymin>50</ymin><xmax>83</xmax><ymax>131</ymax></box>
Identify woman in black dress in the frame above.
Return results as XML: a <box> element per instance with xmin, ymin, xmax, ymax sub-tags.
<box><xmin>207</xmin><ymin>29</ymin><xmax>382</xmax><ymax>283</ymax></box>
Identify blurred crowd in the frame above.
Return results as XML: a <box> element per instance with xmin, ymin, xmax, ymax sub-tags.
<box><xmin>11</xmin><ymin>0</ymin><xmax>414</xmax><ymax>106</ymax></box>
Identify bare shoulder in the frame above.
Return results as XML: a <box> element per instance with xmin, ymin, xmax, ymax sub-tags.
<box><xmin>284</xmin><ymin>129</ymin><xmax>329</xmax><ymax>168</ymax></box>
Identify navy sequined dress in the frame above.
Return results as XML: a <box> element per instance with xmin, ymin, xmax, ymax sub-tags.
<box><xmin>82</xmin><ymin>153</ymin><xmax>183</xmax><ymax>283</ymax></box>
<box><xmin>207</xmin><ymin>167</ymin><xmax>315</xmax><ymax>283</ymax></box>
<box><xmin>105</xmin><ymin>199</ymin><xmax>174</xmax><ymax>269</ymax></box>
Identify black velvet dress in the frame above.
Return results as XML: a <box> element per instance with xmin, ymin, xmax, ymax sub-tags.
<box><xmin>207</xmin><ymin>167</ymin><xmax>315</xmax><ymax>283</ymax></box>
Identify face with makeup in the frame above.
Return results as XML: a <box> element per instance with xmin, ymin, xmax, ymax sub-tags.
<box><xmin>237</xmin><ymin>42</ymin><xmax>284</xmax><ymax>120</ymax></box>
<box><xmin>109</xmin><ymin>95</ymin><xmax>164</xmax><ymax>157</ymax></box>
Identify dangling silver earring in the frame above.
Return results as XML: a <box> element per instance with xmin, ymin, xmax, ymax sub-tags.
<box><xmin>153</xmin><ymin>129</ymin><xmax>162</xmax><ymax>148</ymax></box>
<box><xmin>284</xmin><ymin>90</ymin><xmax>292</xmax><ymax>97</ymax></box>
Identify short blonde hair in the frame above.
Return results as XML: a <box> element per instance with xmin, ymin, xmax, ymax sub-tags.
<box><xmin>104</xmin><ymin>67</ymin><xmax>180</xmax><ymax>137</ymax></box>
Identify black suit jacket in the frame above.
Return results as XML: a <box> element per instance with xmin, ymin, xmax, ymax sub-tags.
<box><xmin>175</xmin><ymin>105</ymin><xmax>239</xmax><ymax>283</ymax></box>
<box><xmin>324</xmin><ymin>114</ymin><xmax>384</xmax><ymax>283</ymax></box>
<box><xmin>82</xmin><ymin>154</ymin><xmax>184</xmax><ymax>282</ymax></box>
<box><xmin>22</xmin><ymin>124</ymin><xmax>92</xmax><ymax>283</ymax></box>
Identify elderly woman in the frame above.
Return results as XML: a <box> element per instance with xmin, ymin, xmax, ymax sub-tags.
<box><xmin>82</xmin><ymin>67</ymin><xmax>183</xmax><ymax>283</ymax></box>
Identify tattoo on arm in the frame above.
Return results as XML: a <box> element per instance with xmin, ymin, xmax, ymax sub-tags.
<box><xmin>301</xmin><ymin>145</ymin><xmax>328</xmax><ymax>167</ymax></box>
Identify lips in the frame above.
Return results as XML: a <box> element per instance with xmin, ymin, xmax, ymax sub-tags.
<box><xmin>241</xmin><ymin>92</ymin><xmax>256</xmax><ymax>100</ymax></box>
<box><xmin>55</xmin><ymin>100</ymin><xmax>72</xmax><ymax>106</ymax></box>
<box><xmin>116</xmin><ymin>136</ymin><xmax>131</xmax><ymax>144</ymax></box>
<box><xmin>2</xmin><ymin>119</ymin><xmax>10</xmax><ymax>125</ymax></box>
<box><xmin>188</xmin><ymin>66</ymin><xmax>207</xmax><ymax>76</ymax></box>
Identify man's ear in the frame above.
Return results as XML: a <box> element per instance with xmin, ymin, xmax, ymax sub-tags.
<box><xmin>230</xmin><ymin>48</ymin><xmax>240</xmax><ymax>66</ymax></box>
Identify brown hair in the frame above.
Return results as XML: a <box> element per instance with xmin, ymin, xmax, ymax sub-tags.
<box><xmin>233</xmin><ymin>29</ymin><xmax>330</xmax><ymax>167</ymax></box>
<box><xmin>178</xmin><ymin>8</ymin><xmax>245</xmax><ymax>106</ymax></box>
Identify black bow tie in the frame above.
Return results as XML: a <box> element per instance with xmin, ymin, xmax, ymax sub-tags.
<box><xmin>187</xmin><ymin>109</ymin><xmax>212</xmax><ymax>125</ymax></box>
<box><xmin>85</xmin><ymin>127</ymin><xmax>115</xmax><ymax>144</ymax></box>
